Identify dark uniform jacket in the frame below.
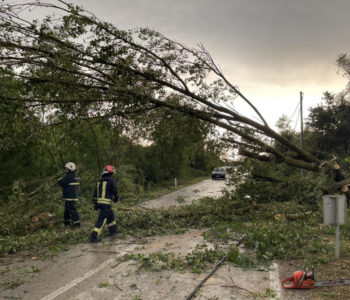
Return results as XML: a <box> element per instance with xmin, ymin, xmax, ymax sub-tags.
<box><xmin>58</xmin><ymin>171</ymin><xmax>81</xmax><ymax>201</ymax></box>
<box><xmin>93</xmin><ymin>173</ymin><xmax>118</xmax><ymax>206</ymax></box>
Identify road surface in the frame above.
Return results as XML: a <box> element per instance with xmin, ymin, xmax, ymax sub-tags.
<box><xmin>141</xmin><ymin>178</ymin><xmax>231</xmax><ymax>209</ymax></box>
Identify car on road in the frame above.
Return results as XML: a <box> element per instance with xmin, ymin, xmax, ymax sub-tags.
<box><xmin>211</xmin><ymin>167</ymin><xmax>227</xmax><ymax>180</ymax></box>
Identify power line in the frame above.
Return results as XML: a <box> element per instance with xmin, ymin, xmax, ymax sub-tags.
<box><xmin>289</xmin><ymin>101</ymin><xmax>300</xmax><ymax>121</ymax></box>
<box><xmin>294</xmin><ymin>107</ymin><xmax>300</xmax><ymax>132</ymax></box>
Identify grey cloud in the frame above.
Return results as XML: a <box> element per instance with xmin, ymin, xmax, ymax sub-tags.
<box><xmin>67</xmin><ymin>1</ymin><xmax>350</xmax><ymax>89</ymax></box>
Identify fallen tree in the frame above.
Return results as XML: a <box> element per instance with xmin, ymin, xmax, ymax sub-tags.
<box><xmin>0</xmin><ymin>1</ymin><xmax>348</xmax><ymax>192</ymax></box>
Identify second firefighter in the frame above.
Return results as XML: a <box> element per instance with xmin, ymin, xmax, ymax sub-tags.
<box><xmin>90</xmin><ymin>165</ymin><xmax>119</xmax><ymax>243</ymax></box>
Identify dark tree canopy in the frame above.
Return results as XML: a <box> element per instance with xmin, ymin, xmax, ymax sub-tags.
<box><xmin>307</xmin><ymin>92</ymin><xmax>350</xmax><ymax>159</ymax></box>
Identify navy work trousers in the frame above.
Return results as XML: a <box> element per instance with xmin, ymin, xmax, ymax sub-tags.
<box><xmin>64</xmin><ymin>201</ymin><xmax>80</xmax><ymax>227</ymax></box>
<box><xmin>90</xmin><ymin>205</ymin><xmax>117</xmax><ymax>242</ymax></box>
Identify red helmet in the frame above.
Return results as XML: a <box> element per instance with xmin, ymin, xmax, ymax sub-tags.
<box><xmin>104</xmin><ymin>165</ymin><xmax>115</xmax><ymax>174</ymax></box>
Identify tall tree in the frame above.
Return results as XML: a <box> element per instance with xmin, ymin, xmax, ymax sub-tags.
<box><xmin>0</xmin><ymin>1</ymin><xmax>348</xmax><ymax>192</ymax></box>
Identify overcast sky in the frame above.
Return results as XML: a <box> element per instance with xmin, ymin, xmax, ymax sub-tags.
<box><xmin>44</xmin><ymin>1</ymin><xmax>350</xmax><ymax>128</ymax></box>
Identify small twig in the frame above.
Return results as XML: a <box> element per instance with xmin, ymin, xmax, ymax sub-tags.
<box><xmin>87</xmin><ymin>250</ymin><xmax>118</xmax><ymax>254</ymax></box>
<box><xmin>113</xmin><ymin>277</ymin><xmax>123</xmax><ymax>291</ymax></box>
<box><xmin>70</xmin><ymin>254</ymin><xmax>84</xmax><ymax>259</ymax></box>
<box><xmin>221</xmin><ymin>284</ymin><xmax>254</xmax><ymax>294</ymax></box>
<box><xmin>113</xmin><ymin>283</ymin><xmax>123</xmax><ymax>291</ymax></box>
<box><xmin>228</xmin><ymin>275</ymin><xmax>235</xmax><ymax>287</ymax></box>
<box><xmin>109</xmin><ymin>241</ymin><xmax>140</xmax><ymax>246</ymax></box>
<box><xmin>111</xmin><ymin>261</ymin><xmax>124</xmax><ymax>269</ymax></box>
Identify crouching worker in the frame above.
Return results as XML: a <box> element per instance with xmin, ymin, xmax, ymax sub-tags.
<box><xmin>90</xmin><ymin>165</ymin><xmax>119</xmax><ymax>243</ymax></box>
<box><xmin>58</xmin><ymin>162</ymin><xmax>81</xmax><ymax>228</ymax></box>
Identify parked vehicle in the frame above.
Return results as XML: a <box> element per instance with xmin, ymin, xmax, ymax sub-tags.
<box><xmin>211</xmin><ymin>167</ymin><xmax>226</xmax><ymax>180</ymax></box>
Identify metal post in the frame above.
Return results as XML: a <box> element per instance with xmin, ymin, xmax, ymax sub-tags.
<box><xmin>300</xmin><ymin>92</ymin><xmax>304</xmax><ymax>178</ymax></box>
<box><xmin>335</xmin><ymin>197</ymin><xmax>340</xmax><ymax>259</ymax></box>
<box><xmin>336</xmin><ymin>224</ymin><xmax>340</xmax><ymax>259</ymax></box>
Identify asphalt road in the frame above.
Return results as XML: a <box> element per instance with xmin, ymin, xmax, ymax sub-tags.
<box><xmin>141</xmin><ymin>178</ymin><xmax>230</xmax><ymax>209</ymax></box>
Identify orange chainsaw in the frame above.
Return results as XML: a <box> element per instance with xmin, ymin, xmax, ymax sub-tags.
<box><xmin>282</xmin><ymin>270</ymin><xmax>350</xmax><ymax>289</ymax></box>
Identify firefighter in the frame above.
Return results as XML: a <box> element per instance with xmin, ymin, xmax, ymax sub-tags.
<box><xmin>90</xmin><ymin>165</ymin><xmax>119</xmax><ymax>243</ymax></box>
<box><xmin>58</xmin><ymin>162</ymin><xmax>81</xmax><ymax>227</ymax></box>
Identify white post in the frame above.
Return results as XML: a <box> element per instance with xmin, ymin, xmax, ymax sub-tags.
<box><xmin>335</xmin><ymin>198</ymin><xmax>340</xmax><ymax>259</ymax></box>
<box><xmin>174</xmin><ymin>178</ymin><xmax>177</xmax><ymax>189</ymax></box>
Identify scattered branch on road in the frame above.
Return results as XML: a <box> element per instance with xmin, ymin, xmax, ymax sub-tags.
<box><xmin>185</xmin><ymin>256</ymin><xmax>226</xmax><ymax>300</ymax></box>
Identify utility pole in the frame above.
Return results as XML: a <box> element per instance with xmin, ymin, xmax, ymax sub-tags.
<box><xmin>300</xmin><ymin>91</ymin><xmax>304</xmax><ymax>178</ymax></box>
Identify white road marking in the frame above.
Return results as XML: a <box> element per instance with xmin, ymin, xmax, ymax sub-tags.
<box><xmin>41</xmin><ymin>245</ymin><xmax>135</xmax><ymax>300</ymax></box>
<box><xmin>269</xmin><ymin>262</ymin><xmax>281</xmax><ymax>299</ymax></box>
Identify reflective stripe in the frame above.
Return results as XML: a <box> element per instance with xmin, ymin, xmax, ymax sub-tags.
<box><xmin>96</xmin><ymin>181</ymin><xmax>112</xmax><ymax>204</ymax></box>
<box><xmin>69</xmin><ymin>182</ymin><xmax>80</xmax><ymax>186</ymax></box>
<box><xmin>94</xmin><ymin>218</ymin><xmax>107</xmax><ymax>236</ymax></box>
<box><xmin>107</xmin><ymin>220</ymin><xmax>116</xmax><ymax>227</ymax></box>
<box><xmin>73</xmin><ymin>220</ymin><xmax>80</xmax><ymax>224</ymax></box>
<box><xmin>64</xmin><ymin>198</ymin><xmax>78</xmax><ymax>201</ymax></box>
<box><xmin>101</xmin><ymin>181</ymin><xmax>107</xmax><ymax>199</ymax></box>
<box><xmin>97</xmin><ymin>198</ymin><xmax>112</xmax><ymax>205</ymax></box>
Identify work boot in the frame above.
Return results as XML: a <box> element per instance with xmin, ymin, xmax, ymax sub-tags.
<box><xmin>70</xmin><ymin>221</ymin><xmax>81</xmax><ymax>229</ymax></box>
<box><xmin>109</xmin><ymin>232</ymin><xmax>118</xmax><ymax>240</ymax></box>
<box><xmin>90</xmin><ymin>232</ymin><xmax>100</xmax><ymax>243</ymax></box>
<box><xmin>108</xmin><ymin>225</ymin><xmax>117</xmax><ymax>236</ymax></box>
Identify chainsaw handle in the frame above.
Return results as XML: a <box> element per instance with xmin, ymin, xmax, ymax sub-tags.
<box><xmin>282</xmin><ymin>277</ymin><xmax>296</xmax><ymax>289</ymax></box>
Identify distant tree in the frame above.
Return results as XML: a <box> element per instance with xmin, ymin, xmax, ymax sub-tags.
<box><xmin>306</xmin><ymin>92</ymin><xmax>350</xmax><ymax>160</ymax></box>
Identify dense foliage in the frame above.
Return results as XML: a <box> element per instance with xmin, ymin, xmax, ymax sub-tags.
<box><xmin>306</xmin><ymin>92</ymin><xmax>350</xmax><ymax>162</ymax></box>
<box><xmin>0</xmin><ymin>103</ymin><xmax>222</xmax><ymax>199</ymax></box>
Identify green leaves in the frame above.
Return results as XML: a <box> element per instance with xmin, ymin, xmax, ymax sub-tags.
<box><xmin>27</xmin><ymin>265</ymin><xmax>40</xmax><ymax>273</ymax></box>
<box><xmin>243</xmin><ymin>220</ymin><xmax>331</xmax><ymax>262</ymax></box>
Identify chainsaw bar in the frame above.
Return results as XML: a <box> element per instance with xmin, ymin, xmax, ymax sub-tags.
<box><xmin>315</xmin><ymin>279</ymin><xmax>350</xmax><ymax>287</ymax></box>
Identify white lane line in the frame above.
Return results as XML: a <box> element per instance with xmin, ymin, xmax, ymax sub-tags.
<box><xmin>41</xmin><ymin>246</ymin><xmax>135</xmax><ymax>300</ymax></box>
<box><xmin>269</xmin><ymin>262</ymin><xmax>281</xmax><ymax>299</ymax></box>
